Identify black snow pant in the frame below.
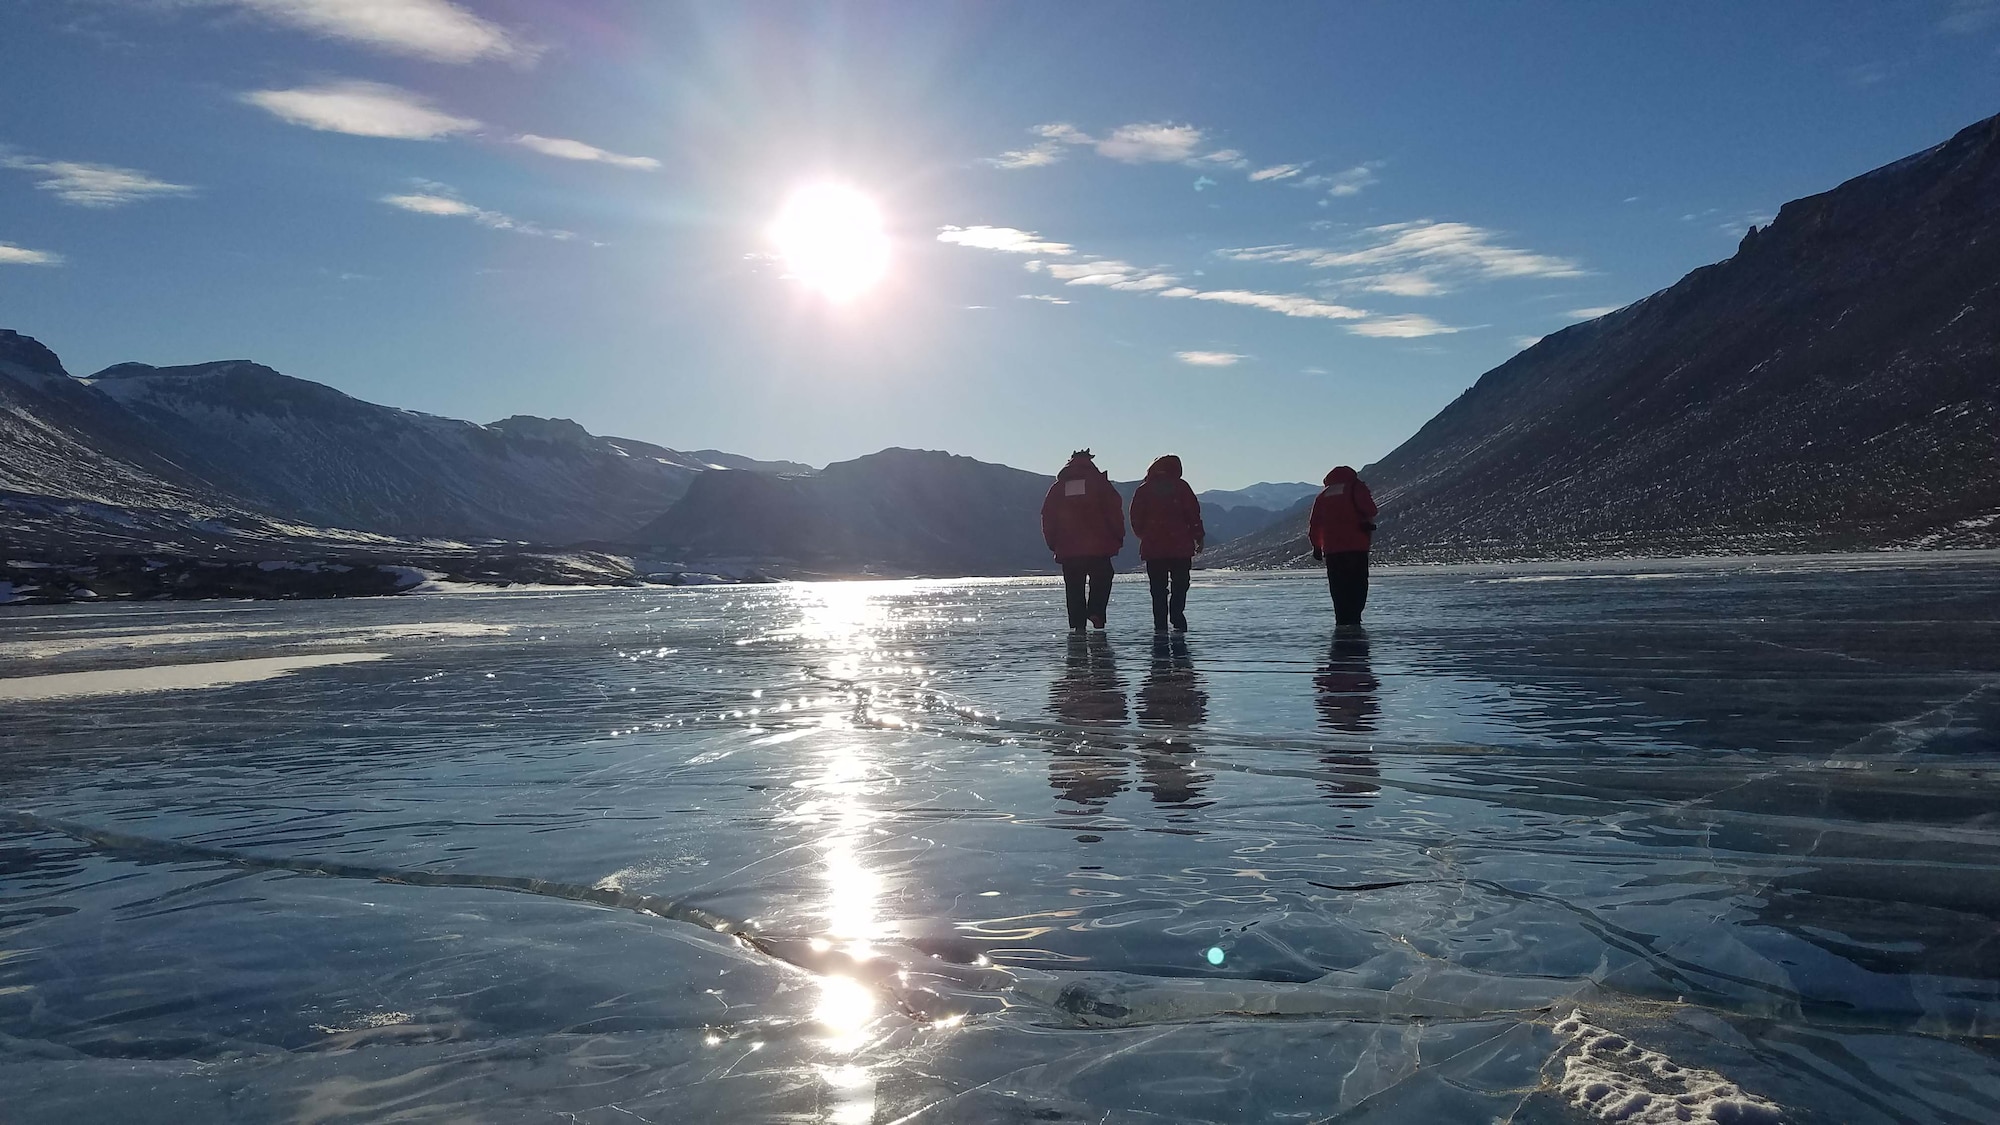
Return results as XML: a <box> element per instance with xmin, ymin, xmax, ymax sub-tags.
<box><xmin>1146</xmin><ymin>558</ymin><xmax>1192</xmax><ymax>630</ymax></box>
<box><xmin>1061</xmin><ymin>557</ymin><xmax>1116</xmax><ymax>629</ymax></box>
<box><xmin>1325</xmin><ymin>550</ymin><xmax>1370</xmax><ymax>627</ymax></box>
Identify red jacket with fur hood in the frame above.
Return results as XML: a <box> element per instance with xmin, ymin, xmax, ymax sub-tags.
<box><xmin>1042</xmin><ymin>454</ymin><xmax>1127</xmax><ymax>560</ymax></box>
<box><xmin>1129</xmin><ymin>455</ymin><xmax>1205</xmax><ymax>561</ymax></box>
<box><xmin>1308</xmin><ymin>466</ymin><xmax>1378</xmax><ymax>555</ymax></box>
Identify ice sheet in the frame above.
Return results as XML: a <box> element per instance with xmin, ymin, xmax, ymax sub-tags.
<box><xmin>2</xmin><ymin>555</ymin><xmax>1997</xmax><ymax>1122</ymax></box>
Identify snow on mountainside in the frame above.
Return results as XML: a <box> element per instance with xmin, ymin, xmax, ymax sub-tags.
<box><xmin>0</xmin><ymin>331</ymin><xmax>796</xmax><ymax>555</ymax></box>
<box><xmin>1212</xmin><ymin>111</ymin><xmax>2000</xmax><ymax>568</ymax></box>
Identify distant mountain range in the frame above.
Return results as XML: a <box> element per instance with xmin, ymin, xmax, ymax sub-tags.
<box><xmin>0</xmin><ymin>330</ymin><xmax>798</xmax><ymax>557</ymax></box>
<box><xmin>1213</xmin><ymin>111</ymin><xmax>2000</xmax><ymax>567</ymax></box>
<box><xmin>637</xmin><ymin>451</ymin><xmax>1286</xmax><ymax>577</ymax></box>
<box><xmin>1197</xmin><ymin>482</ymin><xmax>1319</xmax><ymax>511</ymax></box>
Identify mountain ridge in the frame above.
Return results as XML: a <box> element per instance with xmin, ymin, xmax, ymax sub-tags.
<box><xmin>1210</xmin><ymin>110</ymin><xmax>2000</xmax><ymax>567</ymax></box>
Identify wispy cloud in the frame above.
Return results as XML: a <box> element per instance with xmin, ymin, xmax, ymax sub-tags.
<box><xmin>1347</xmin><ymin>313</ymin><xmax>1461</xmax><ymax>338</ymax></box>
<box><xmin>943</xmin><ymin>224</ymin><xmax>1463</xmax><ymax>337</ymax></box>
<box><xmin>1569</xmin><ymin>305</ymin><xmax>1621</xmax><ymax>319</ymax></box>
<box><xmin>984</xmin><ymin>143</ymin><xmax>1064</xmax><ymax>169</ymax></box>
<box><xmin>1249</xmin><ymin>163</ymin><xmax>1305</xmax><ymax>182</ymax></box>
<box><xmin>1161</xmin><ymin>287</ymin><xmax>1367</xmax><ymax>321</ymax></box>
<box><xmin>937</xmin><ymin>225</ymin><xmax>1074</xmax><ymax>255</ymax></box>
<box><xmin>1175</xmin><ymin>350</ymin><xmax>1244</xmax><ymax>366</ymax></box>
<box><xmin>0</xmin><ymin>240</ymin><xmax>62</xmax><ymax>265</ymax></box>
<box><xmin>512</xmin><ymin>133</ymin><xmax>658</xmax><ymax>170</ymax></box>
<box><xmin>1019</xmin><ymin>294</ymin><xmax>1070</xmax><ymax>305</ymax></box>
<box><xmin>197</xmin><ymin>0</ymin><xmax>530</xmax><ymax>63</ymax></box>
<box><xmin>1319</xmin><ymin>162</ymin><xmax>1381</xmax><ymax>198</ymax></box>
<box><xmin>243</xmin><ymin>80</ymin><xmax>479</xmax><ymax>139</ymax></box>
<box><xmin>1295</xmin><ymin>162</ymin><xmax>1384</xmax><ymax>198</ymax></box>
<box><xmin>1031</xmin><ymin>258</ymin><xmax>1180</xmax><ymax>291</ymax></box>
<box><xmin>1941</xmin><ymin>0</ymin><xmax>2000</xmax><ymax>32</ymax></box>
<box><xmin>1096</xmin><ymin>122</ymin><xmax>1205</xmax><ymax>163</ymax></box>
<box><xmin>1357</xmin><ymin>272</ymin><xmax>1447</xmax><ymax>297</ymax></box>
<box><xmin>1514</xmin><ymin>335</ymin><xmax>1544</xmax><ymax>350</ymax></box>
<box><xmin>1221</xmin><ymin>220</ymin><xmax>1585</xmax><ymax>297</ymax></box>
<box><xmin>380</xmin><ymin>183</ymin><xmax>573</xmax><ymax>238</ymax></box>
<box><xmin>1</xmin><ymin>154</ymin><xmax>194</xmax><ymax>208</ymax></box>
<box><xmin>987</xmin><ymin>120</ymin><xmax>1240</xmax><ymax>169</ymax></box>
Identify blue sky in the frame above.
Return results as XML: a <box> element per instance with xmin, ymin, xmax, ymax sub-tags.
<box><xmin>4</xmin><ymin>1</ymin><xmax>1998</xmax><ymax>488</ymax></box>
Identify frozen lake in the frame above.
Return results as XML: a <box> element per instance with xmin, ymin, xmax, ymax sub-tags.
<box><xmin>3</xmin><ymin>555</ymin><xmax>1997</xmax><ymax>1123</ymax></box>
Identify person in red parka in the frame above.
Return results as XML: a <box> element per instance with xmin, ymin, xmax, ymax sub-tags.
<box><xmin>1128</xmin><ymin>454</ymin><xmax>1205</xmax><ymax>633</ymax></box>
<box><xmin>1042</xmin><ymin>449</ymin><xmax>1127</xmax><ymax>632</ymax></box>
<box><xmin>1307</xmin><ymin>465</ymin><xmax>1378</xmax><ymax>628</ymax></box>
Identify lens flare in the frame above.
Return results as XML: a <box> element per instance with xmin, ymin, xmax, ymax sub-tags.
<box><xmin>770</xmin><ymin>183</ymin><xmax>889</xmax><ymax>302</ymax></box>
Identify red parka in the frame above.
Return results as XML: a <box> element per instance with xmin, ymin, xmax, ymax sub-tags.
<box><xmin>1308</xmin><ymin>466</ymin><xmax>1378</xmax><ymax>555</ymax></box>
<box><xmin>1129</xmin><ymin>455</ymin><xmax>1206</xmax><ymax>561</ymax></box>
<box><xmin>1042</xmin><ymin>455</ymin><xmax>1126</xmax><ymax>560</ymax></box>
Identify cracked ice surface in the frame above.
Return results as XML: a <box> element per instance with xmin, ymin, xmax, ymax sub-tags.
<box><xmin>1</xmin><ymin>553</ymin><xmax>1997</xmax><ymax>1123</ymax></box>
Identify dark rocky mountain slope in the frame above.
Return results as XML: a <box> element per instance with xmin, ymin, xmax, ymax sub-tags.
<box><xmin>0</xmin><ymin>330</ymin><xmax>796</xmax><ymax>554</ymax></box>
<box><xmin>1213</xmin><ymin>111</ymin><xmax>2000</xmax><ymax>567</ymax></box>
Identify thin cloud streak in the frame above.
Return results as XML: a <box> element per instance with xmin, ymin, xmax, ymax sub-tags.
<box><xmin>198</xmin><ymin>0</ymin><xmax>531</xmax><ymax>63</ymax></box>
<box><xmin>0</xmin><ymin>241</ymin><xmax>62</xmax><ymax>265</ymax></box>
<box><xmin>988</xmin><ymin>120</ymin><xmax>1243</xmax><ymax>169</ymax></box>
<box><xmin>984</xmin><ymin>143</ymin><xmax>1063</xmax><ymax>169</ymax></box>
<box><xmin>942</xmin><ymin>224</ymin><xmax>1463</xmax><ymax>336</ymax></box>
<box><xmin>1222</xmin><ymin>220</ymin><xmax>1585</xmax><ymax>297</ymax></box>
<box><xmin>1347</xmin><ymin>313</ymin><xmax>1461</xmax><ymax>338</ymax></box>
<box><xmin>1569</xmin><ymin>305</ymin><xmax>1622</xmax><ymax>319</ymax></box>
<box><xmin>1033</xmin><ymin>259</ymin><xmax>1180</xmax><ymax>290</ymax></box>
<box><xmin>380</xmin><ymin>185</ymin><xmax>573</xmax><ymax>239</ymax></box>
<box><xmin>1162</xmin><ymin>286</ymin><xmax>1368</xmax><ymax>321</ymax></box>
<box><xmin>1249</xmin><ymin>163</ymin><xmax>1305</xmax><ymax>182</ymax></box>
<box><xmin>937</xmin><ymin>226</ymin><xmax>1074</xmax><ymax>255</ymax></box>
<box><xmin>243</xmin><ymin>80</ymin><xmax>479</xmax><ymax>139</ymax></box>
<box><xmin>1096</xmin><ymin>122</ymin><xmax>1204</xmax><ymax>163</ymax></box>
<box><xmin>512</xmin><ymin>134</ymin><xmax>659</xmax><ymax>170</ymax></box>
<box><xmin>0</xmin><ymin>155</ymin><xmax>194</xmax><ymax>208</ymax></box>
<box><xmin>1175</xmin><ymin>350</ymin><xmax>1244</xmax><ymax>366</ymax></box>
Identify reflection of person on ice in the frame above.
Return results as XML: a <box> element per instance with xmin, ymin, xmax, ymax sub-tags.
<box><xmin>1041</xmin><ymin>449</ymin><xmax>1127</xmax><ymax>633</ymax></box>
<box><xmin>1128</xmin><ymin>454</ymin><xmax>1205</xmax><ymax>633</ymax></box>
<box><xmin>1308</xmin><ymin>466</ymin><xmax>1378</xmax><ymax>629</ymax></box>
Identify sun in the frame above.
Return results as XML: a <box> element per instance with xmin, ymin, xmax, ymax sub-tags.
<box><xmin>770</xmin><ymin>183</ymin><xmax>889</xmax><ymax>302</ymax></box>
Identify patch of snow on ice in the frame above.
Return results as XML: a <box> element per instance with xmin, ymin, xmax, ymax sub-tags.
<box><xmin>1553</xmin><ymin>1010</ymin><xmax>1785</xmax><ymax>1124</ymax></box>
<box><xmin>0</xmin><ymin>653</ymin><xmax>391</xmax><ymax>703</ymax></box>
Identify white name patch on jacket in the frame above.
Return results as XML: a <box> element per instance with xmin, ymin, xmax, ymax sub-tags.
<box><xmin>1327</xmin><ymin>483</ymin><xmax>1347</xmax><ymax>496</ymax></box>
<box><xmin>1065</xmin><ymin>480</ymin><xmax>1087</xmax><ymax>497</ymax></box>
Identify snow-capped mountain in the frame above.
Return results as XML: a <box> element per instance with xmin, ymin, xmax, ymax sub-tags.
<box><xmin>1212</xmin><ymin>111</ymin><xmax>2000</xmax><ymax>568</ymax></box>
<box><xmin>0</xmin><ymin>331</ymin><xmax>799</xmax><ymax>554</ymax></box>
<box><xmin>1197</xmin><ymin>482</ymin><xmax>1319</xmax><ymax>512</ymax></box>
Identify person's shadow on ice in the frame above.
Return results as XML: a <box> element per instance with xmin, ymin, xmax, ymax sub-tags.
<box><xmin>1136</xmin><ymin>636</ymin><xmax>1211</xmax><ymax>809</ymax></box>
<box><xmin>1046</xmin><ymin>635</ymin><xmax>1130</xmax><ymax>809</ymax></box>
<box><xmin>1314</xmin><ymin>629</ymin><xmax>1382</xmax><ymax>807</ymax></box>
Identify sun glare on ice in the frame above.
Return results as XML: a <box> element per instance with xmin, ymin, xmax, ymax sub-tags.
<box><xmin>771</xmin><ymin>183</ymin><xmax>889</xmax><ymax>302</ymax></box>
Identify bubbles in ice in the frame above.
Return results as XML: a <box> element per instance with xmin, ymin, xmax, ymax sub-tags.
<box><xmin>1554</xmin><ymin>1009</ymin><xmax>1785</xmax><ymax>1124</ymax></box>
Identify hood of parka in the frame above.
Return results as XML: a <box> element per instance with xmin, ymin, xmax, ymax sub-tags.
<box><xmin>1057</xmin><ymin>453</ymin><xmax>1103</xmax><ymax>482</ymax></box>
